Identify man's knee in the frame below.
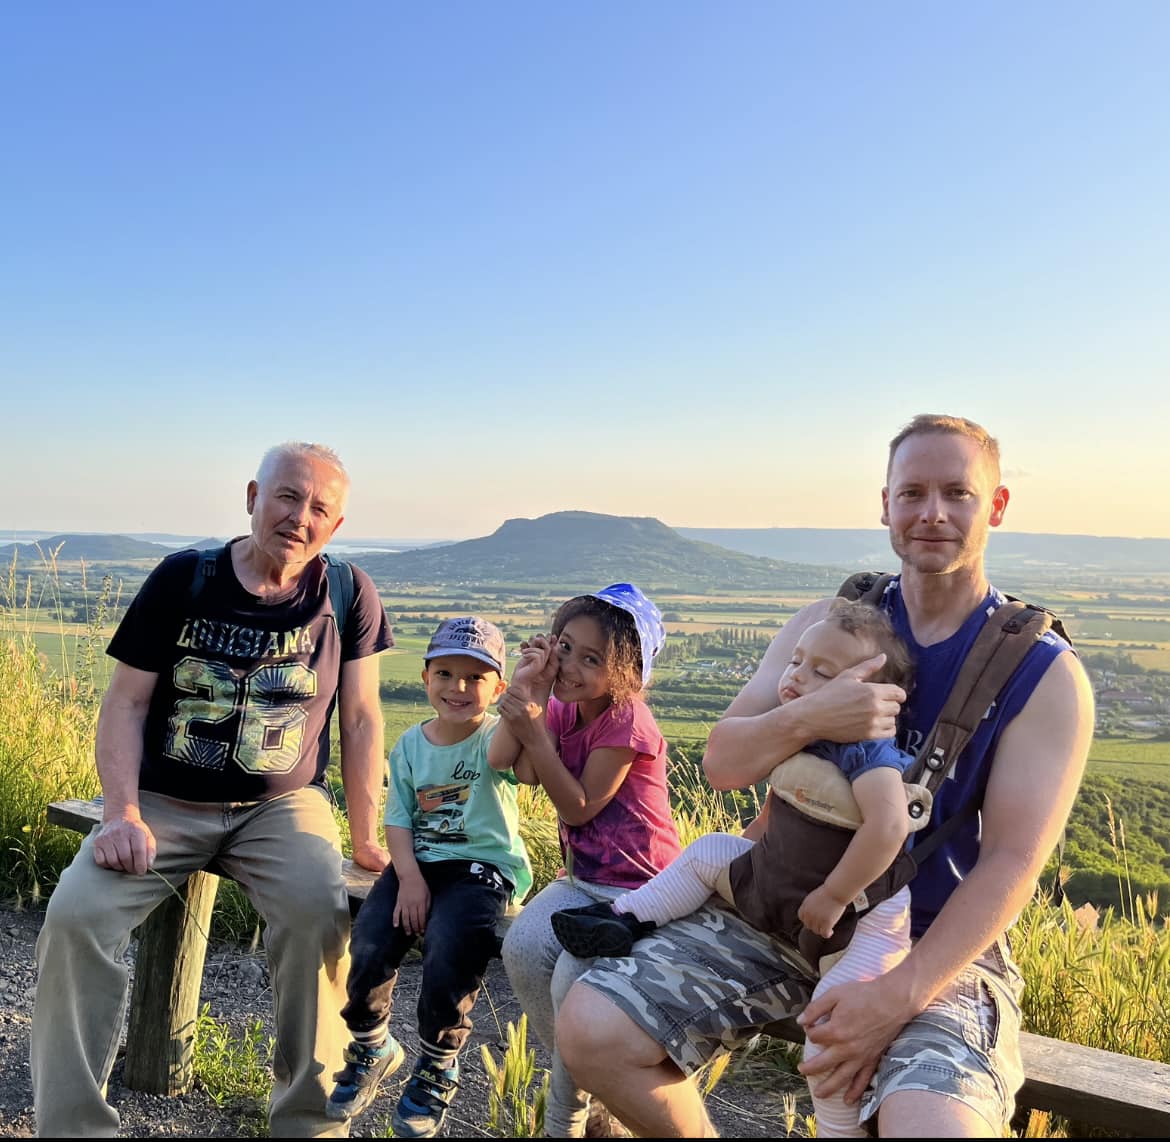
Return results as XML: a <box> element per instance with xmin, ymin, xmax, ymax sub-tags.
<box><xmin>557</xmin><ymin>982</ymin><xmax>666</xmax><ymax>1080</ymax></box>
<box><xmin>42</xmin><ymin>859</ymin><xmax>123</xmax><ymax>943</ymax></box>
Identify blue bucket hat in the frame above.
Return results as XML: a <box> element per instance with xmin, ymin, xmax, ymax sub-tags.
<box><xmin>589</xmin><ymin>583</ymin><xmax>665</xmax><ymax>687</ymax></box>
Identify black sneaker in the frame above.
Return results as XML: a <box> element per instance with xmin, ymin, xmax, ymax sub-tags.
<box><xmin>550</xmin><ymin>901</ymin><xmax>656</xmax><ymax>958</ymax></box>
<box><xmin>391</xmin><ymin>1055</ymin><xmax>460</xmax><ymax>1138</ymax></box>
<box><xmin>326</xmin><ymin>1035</ymin><xmax>405</xmax><ymax>1121</ymax></box>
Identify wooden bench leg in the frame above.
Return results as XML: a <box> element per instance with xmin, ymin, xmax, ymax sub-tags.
<box><xmin>123</xmin><ymin>870</ymin><xmax>220</xmax><ymax>1094</ymax></box>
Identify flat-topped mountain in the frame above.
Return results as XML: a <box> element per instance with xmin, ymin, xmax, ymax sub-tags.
<box><xmin>0</xmin><ymin>534</ymin><xmax>175</xmax><ymax>563</ymax></box>
<box><xmin>0</xmin><ymin>534</ymin><xmax>229</xmax><ymax>564</ymax></box>
<box><xmin>351</xmin><ymin>511</ymin><xmax>843</xmax><ymax>591</ymax></box>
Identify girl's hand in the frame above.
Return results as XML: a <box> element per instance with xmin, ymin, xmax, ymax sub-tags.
<box><xmin>497</xmin><ymin>689</ymin><xmax>546</xmax><ymax>745</ymax></box>
<box><xmin>799</xmin><ymin>884</ymin><xmax>849</xmax><ymax>938</ymax></box>
<box><xmin>514</xmin><ymin>634</ymin><xmax>559</xmax><ymax>694</ymax></box>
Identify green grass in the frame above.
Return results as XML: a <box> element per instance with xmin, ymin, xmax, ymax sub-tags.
<box><xmin>192</xmin><ymin>1003</ymin><xmax>273</xmax><ymax>1136</ymax></box>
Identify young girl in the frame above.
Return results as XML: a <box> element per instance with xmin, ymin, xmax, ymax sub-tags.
<box><xmin>488</xmin><ymin>582</ymin><xmax>681</xmax><ymax>1139</ymax></box>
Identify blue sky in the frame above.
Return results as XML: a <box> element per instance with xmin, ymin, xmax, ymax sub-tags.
<box><xmin>3</xmin><ymin>2</ymin><xmax>1168</xmax><ymax>542</ymax></box>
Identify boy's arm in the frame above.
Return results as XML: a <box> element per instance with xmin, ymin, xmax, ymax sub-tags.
<box><xmin>798</xmin><ymin>766</ymin><xmax>910</xmax><ymax>938</ymax></box>
<box><xmin>385</xmin><ymin>823</ymin><xmax>430</xmax><ymax>936</ymax></box>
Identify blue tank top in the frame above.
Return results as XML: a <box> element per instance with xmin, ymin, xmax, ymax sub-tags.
<box><xmin>878</xmin><ymin>577</ymin><xmax>1072</xmax><ymax>938</ymax></box>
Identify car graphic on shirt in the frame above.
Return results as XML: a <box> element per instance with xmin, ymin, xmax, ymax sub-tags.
<box><xmin>417</xmin><ymin>805</ymin><xmax>469</xmax><ymax>844</ymax></box>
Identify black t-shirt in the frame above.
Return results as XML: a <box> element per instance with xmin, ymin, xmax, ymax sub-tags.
<box><xmin>106</xmin><ymin>543</ymin><xmax>394</xmax><ymax>802</ymax></box>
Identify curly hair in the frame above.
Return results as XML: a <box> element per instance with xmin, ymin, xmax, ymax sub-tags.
<box><xmin>550</xmin><ymin>595</ymin><xmax>645</xmax><ymax>707</ymax></box>
<box><xmin>824</xmin><ymin>597</ymin><xmax>915</xmax><ymax>692</ymax></box>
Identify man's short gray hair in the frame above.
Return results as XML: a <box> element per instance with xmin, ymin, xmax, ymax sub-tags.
<box><xmin>256</xmin><ymin>442</ymin><xmax>351</xmax><ymax>495</ymax></box>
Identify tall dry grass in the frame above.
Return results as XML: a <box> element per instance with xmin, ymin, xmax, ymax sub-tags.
<box><xmin>0</xmin><ymin>555</ymin><xmax>104</xmax><ymax>903</ymax></box>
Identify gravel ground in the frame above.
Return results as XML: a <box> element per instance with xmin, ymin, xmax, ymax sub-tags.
<box><xmin>0</xmin><ymin>903</ymin><xmax>810</xmax><ymax>1138</ymax></box>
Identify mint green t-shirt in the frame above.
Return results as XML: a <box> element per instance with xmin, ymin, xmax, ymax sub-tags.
<box><xmin>384</xmin><ymin>712</ymin><xmax>532</xmax><ymax>903</ymax></box>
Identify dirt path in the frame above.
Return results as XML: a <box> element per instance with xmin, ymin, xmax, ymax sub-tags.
<box><xmin>0</xmin><ymin>903</ymin><xmax>808</xmax><ymax>1138</ymax></box>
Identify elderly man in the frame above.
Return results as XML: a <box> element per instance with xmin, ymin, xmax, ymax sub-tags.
<box><xmin>32</xmin><ymin>441</ymin><xmax>394</xmax><ymax>1137</ymax></box>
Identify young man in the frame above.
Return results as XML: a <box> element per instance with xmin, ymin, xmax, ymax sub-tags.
<box><xmin>553</xmin><ymin>414</ymin><xmax>1094</xmax><ymax>1138</ymax></box>
<box><xmin>326</xmin><ymin>617</ymin><xmax>532</xmax><ymax>1138</ymax></box>
<box><xmin>32</xmin><ymin>442</ymin><xmax>395</xmax><ymax>1138</ymax></box>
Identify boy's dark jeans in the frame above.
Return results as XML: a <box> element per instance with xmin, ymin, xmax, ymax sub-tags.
<box><xmin>342</xmin><ymin>858</ymin><xmax>510</xmax><ymax>1054</ymax></box>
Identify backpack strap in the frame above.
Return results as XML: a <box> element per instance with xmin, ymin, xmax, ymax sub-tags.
<box><xmin>322</xmin><ymin>553</ymin><xmax>355</xmax><ymax>639</ymax></box>
<box><xmin>189</xmin><ymin>544</ymin><xmax>224</xmax><ymax>602</ymax></box>
<box><xmin>910</xmin><ymin>600</ymin><xmax>1054</xmax><ymax>793</ymax></box>
<box><xmin>189</xmin><ymin>543</ymin><xmax>354</xmax><ymax>639</ymax></box>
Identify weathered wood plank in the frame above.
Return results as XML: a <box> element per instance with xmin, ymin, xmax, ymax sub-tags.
<box><xmin>1018</xmin><ymin>1030</ymin><xmax>1170</xmax><ymax>1135</ymax></box>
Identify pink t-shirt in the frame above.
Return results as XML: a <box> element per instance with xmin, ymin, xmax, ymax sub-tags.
<box><xmin>546</xmin><ymin>695</ymin><xmax>682</xmax><ymax>889</ymax></box>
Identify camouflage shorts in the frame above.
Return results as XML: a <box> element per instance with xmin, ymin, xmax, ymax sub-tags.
<box><xmin>858</xmin><ymin>937</ymin><xmax>1026</xmax><ymax>1134</ymax></box>
<box><xmin>575</xmin><ymin>901</ymin><xmax>815</xmax><ymax>1075</ymax></box>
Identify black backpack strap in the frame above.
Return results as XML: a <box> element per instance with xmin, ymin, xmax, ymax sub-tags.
<box><xmin>189</xmin><ymin>544</ymin><xmax>227</xmax><ymax>602</ymax></box>
<box><xmin>323</xmin><ymin>554</ymin><xmax>355</xmax><ymax>639</ymax></box>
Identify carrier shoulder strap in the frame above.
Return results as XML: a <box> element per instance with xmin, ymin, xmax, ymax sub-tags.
<box><xmin>190</xmin><ymin>544</ymin><xmax>354</xmax><ymax>638</ymax></box>
<box><xmin>909</xmin><ymin>600</ymin><xmax>1054</xmax><ymax>793</ymax></box>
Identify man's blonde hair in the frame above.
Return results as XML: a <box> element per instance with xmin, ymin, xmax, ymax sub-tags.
<box><xmin>887</xmin><ymin>415</ymin><xmax>1001</xmax><ymax>483</ymax></box>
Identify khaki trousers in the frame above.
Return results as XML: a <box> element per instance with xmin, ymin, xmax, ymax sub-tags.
<box><xmin>32</xmin><ymin>787</ymin><xmax>352</xmax><ymax>1138</ymax></box>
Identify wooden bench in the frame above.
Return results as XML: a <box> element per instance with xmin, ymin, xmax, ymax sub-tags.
<box><xmin>46</xmin><ymin>797</ymin><xmax>519</xmax><ymax>1098</ymax></box>
<box><xmin>47</xmin><ymin>799</ymin><xmax>1170</xmax><ymax>1134</ymax></box>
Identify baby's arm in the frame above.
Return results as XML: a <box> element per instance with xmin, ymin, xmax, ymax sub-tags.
<box><xmin>798</xmin><ymin>765</ymin><xmax>910</xmax><ymax>939</ymax></box>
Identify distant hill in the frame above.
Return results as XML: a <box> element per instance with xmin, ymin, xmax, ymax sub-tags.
<box><xmin>351</xmin><ymin>511</ymin><xmax>844</xmax><ymax>591</ymax></box>
<box><xmin>676</xmin><ymin>528</ymin><xmax>1170</xmax><ymax>574</ymax></box>
<box><xmin>0</xmin><ymin>534</ymin><xmax>175</xmax><ymax>563</ymax></box>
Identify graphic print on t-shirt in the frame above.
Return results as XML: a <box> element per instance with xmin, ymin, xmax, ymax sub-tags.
<box><xmin>415</xmin><ymin>780</ymin><xmax>471</xmax><ymax>843</ymax></box>
<box><xmin>164</xmin><ymin>654</ymin><xmax>321</xmax><ymax>775</ymax></box>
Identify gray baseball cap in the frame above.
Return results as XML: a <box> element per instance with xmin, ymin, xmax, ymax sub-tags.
<box><xmin>425</xmin><ymin>616</ymin><xmax>507</xmax><ymax>675</ymax></box>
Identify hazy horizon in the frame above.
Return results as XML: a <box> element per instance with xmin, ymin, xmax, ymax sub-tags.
<box><xmin>5</xmin><ymin>519</ymin><xmax>1170</xmax><ymax>548</ymax></box>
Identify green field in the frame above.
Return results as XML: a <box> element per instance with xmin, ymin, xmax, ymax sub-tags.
<box><xmin>1087</xmin><ymin>738</ymin><xmax>1170</xmax><ymax>786</ymax></box>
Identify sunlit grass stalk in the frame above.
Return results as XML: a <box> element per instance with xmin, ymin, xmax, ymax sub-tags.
<box><xmin>479</xmin><ymin>1012</ymin><xmax>549</xmax><ymax>1138</ymax></box>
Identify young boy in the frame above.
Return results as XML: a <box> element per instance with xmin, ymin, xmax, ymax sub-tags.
<box><xmin>326</xmin><ymin>616</ymin><xmax>532</xmax><ymax>1137</ymax></box>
